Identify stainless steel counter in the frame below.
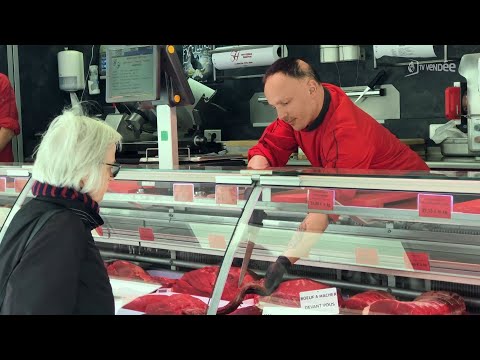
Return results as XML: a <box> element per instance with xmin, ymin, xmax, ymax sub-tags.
<box><xmin>426</xmin><ymin>161</ymin><xmax>480</xmax><ymax>170</ymax></box>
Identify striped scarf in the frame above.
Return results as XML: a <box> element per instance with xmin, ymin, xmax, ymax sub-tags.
<box><xmin>32</xmin><ymin>181</ymin><xmax>100</xmax><ymax>214</ymax></box>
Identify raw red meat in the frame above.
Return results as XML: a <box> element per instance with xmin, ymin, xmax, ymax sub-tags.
<box><xmin>228</xmin><ymin>306</ymin><xmax>263</xmax><ymax>315</ymax></box>
<box><xmin>454</xmin><ymin>199</ymin><xmax>480</xmax><ymax>214</ymax></box>
<box><xmin>342</xmin><ymin>290</ymin><xmax>395</xmax><ymax>312</ymax></box>
<box><xmin>172</xmin><ymin>266</ymin><xmax>259</xmax><ymax>301</ymax></box>
<box><xmin>107</xmin><ymin>260</ymin><xmax>175</xmax><ymax>287</ymax></box>
<box><xmin>259</xmin><ymin>278</ymin><xmax>344</xmax><ymax>308</ymax></box>
<box><xmin>364</xmin><ymin>291</ymin><xmax>466</xmax><ymax>315</ymax></box>
<box><xmin>150</xmin><ymin>276</ymin><xmax>177</xmax><ymax>288</ymax></box>
<box><xmin>145</xmin><ymin>295</ymin><xmax>207</xmax><ymax>315</ymax></box>
<box><xmin>123</xmin><ymin>294</ymin><xmax>207</xmax><ymax>315</ymax></box>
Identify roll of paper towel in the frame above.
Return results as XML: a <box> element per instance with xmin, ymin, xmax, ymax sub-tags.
<box><xmin>320</xmin><ymin>45</ymin><xmax>339</xmax><ymax>63</ymax></box>
<box><xmin>339</xmin><ymin>45</ymin><xmax>360</xmax><ymax>61</ymax></box>
<box><xmin>212</xmin><ymin>45</ymin><xmax>288</xmax><ymax>70</ymax></box>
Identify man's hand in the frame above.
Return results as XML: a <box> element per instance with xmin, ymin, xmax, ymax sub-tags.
<box><xmin>0</xmin><ymin>128</ymin><xmax>15</xmax><ymax>153</ymax></box>
<box><xmin>284</xmin><ymin>213</ymin><xmax>329</xmax><ymax>261</ymax></box>
<box><xmin>247</xmin><ymin>155</ymin><xmax>270</xmax><ymax>170</ymax></box>
<box><xmin>264</xmin><ymin>256</ymin><xmax>292</xmax><ymax>294</ymax></box>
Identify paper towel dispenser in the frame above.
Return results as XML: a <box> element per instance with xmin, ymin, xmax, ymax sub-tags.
<box><xmin>58</xmin><ymin>49</ymin><xmax>85</xmax><ymax>92</ymax></box>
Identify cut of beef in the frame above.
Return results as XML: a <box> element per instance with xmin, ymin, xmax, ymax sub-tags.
<box><xmin>145</xmin><ymin>294</ymin><xmax>207</xmax><ymax>315</ymax></box>
<box><xmin>364</xmin><ymin>290</ymin><xmax>466</xmax><ymax>315</ymax></box>
<box><xmin>123</xmin><ymin>294</ymin><xmax>207</xmax><ymax>315</ymax></box>
<box><xmin>172</xmin><ymin>266</ymin><xmax>259</xmax><ymax>301</ymax></box>
<box><xmin>228</xmin><ymin>306</ymin><xmax>262</xmax><ymax>315</ymax></box>
<box><xmin>342</xmin><ymin>290</ymin><xmax>395</xmax><ymax>312</ymax></box>
<box><xmin>107</xmin><ymin>260</ymin><xmax>175</xmax><ymax>287</ymax></box>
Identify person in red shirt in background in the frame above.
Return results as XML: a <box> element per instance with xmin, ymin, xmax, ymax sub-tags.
<box><xmin>0</xmin><ymin>73</ymin><xmax>20</xmax><ymax>163</ymax></box>
<box><xmin>247</xmin><ymin>58</ymin><xmax>430</xmax><ymax>294</ymax></box>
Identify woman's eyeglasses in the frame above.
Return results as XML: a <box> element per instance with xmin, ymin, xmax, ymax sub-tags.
<box><xmin>104</xmin><ymin>162</ymin><xmax>121</xmax><ymax>178</ymax></box>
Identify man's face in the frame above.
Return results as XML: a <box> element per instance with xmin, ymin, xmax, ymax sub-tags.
<box><xmin>264</xmin><ymin>73</ymin><xmax>316</xmax><ymax>131</ymax></box>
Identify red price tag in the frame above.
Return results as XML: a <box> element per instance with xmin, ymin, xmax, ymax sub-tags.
<box><xmin>14</xmin><ymin>178</ymin><xmax>28</xmax><ymax>193</ymax></box>
<box><xmin>404</xmin><ymin>251</ymin><xmax>430</xmax><ymax>271</ymax></box>
<box><xmin>139</xmin><ymin>227</ymin><xmax>155</xmax><ymax>241</ymax></box>
<box><xmin>0</xmin><ymin>177</ymin><xmax>5</xmax><ymax>192</ymax></box>
<box><xmin>95</xmin><ymin>226</ymin><xmax>104</xmax><ymax>237</ymax></box>
<box><xmin>418</xmin><ymin>193</ymin><xmax>452</xmax><ymax>219</ymax></box>
<box><xmin>215</xmin><ymin>185</ymin><xmax>238</xmax><ymax>205</ymax></box>
<box><xmin>208</xmin><ymin>234</ymin><xmax>226</xmax><ymax>249</ymax></box>
<box><xmin>307</xmin><ymin>189</ymin><xmax>335</xmax><ymax>210</ymax></box>
<box><xmin>173</xmin><ymin>183</ymin><xmax>194</xmax><ymax>202</ymax></box>
<box><xmin>355</xmin><ymin>248</ymin><xmax>379</xmax><ymax>266</ymax></box>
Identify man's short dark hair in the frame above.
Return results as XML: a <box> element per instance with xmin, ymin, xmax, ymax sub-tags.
<box><xmin>263</xmin><ymin>57</ymin><xmax>322</xmax><ymax>84</ymax></box>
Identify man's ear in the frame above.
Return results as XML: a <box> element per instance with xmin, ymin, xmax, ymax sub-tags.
<box><xmin>307</xmin><ymin>79</ymin><xmax>317</xmax><ymax>94</ymax></box>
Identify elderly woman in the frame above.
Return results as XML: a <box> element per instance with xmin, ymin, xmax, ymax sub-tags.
<box><xmin>0</xmin><ymin>105</ymin><xmax>122</xmax><ymax>314</ymax></box>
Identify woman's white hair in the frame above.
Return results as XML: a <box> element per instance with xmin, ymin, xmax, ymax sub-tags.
<box><xmin>32</xmin><ymin>104</ymin><xmax>122</xmax><ymax>194</ymax></box>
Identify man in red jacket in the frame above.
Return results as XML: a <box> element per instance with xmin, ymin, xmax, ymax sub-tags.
<box><xmin>0</xmin><ymin>73</ymin><xmax>20</xmax><ymax>163</ymax></box>
<box><xmin>247</xmin><ymin>58</ymin><xmax>429</xmax><ymax>293</ymax></box>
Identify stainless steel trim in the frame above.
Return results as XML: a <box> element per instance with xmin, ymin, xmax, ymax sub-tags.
<box><xmin>12</xmin><ymin>45</ymin><xmax>23</xmax><ymax>162</ymax></box>
<box><xmin>345</xmin><ymin>89</ymin><xmax>381</xmax><ymax>97</ymax></box>
<box><xmin>214</xmin><ymin>176</ymin><xmax>252</xmax><ymax>185</ymax></box>
<box><xmin>427</xmin><ymin>161</ymin><xmax>480</xmax><ymax>170</ymax></box>
<box><xmin>115</xmin><ymin>169</ymin><xmax>252</xmax><ymax>184</ymax></box>
<box><xmin>259</xmin><ymin>176</ymin><xmax>301</xmax><ymax>187</ymax></box>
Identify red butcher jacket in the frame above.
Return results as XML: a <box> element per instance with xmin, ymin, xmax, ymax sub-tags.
<box><xmin>0</xmin><ymin>74</ymin><xmax>20</xmax><ymax>163</ymax></box>
<box><xmin>248</xmin><ymin>83</ymin><xmax>429</xmax><ymax>172</ymax></box>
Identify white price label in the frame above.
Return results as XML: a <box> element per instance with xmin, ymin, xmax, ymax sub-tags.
<box><xmin>299</xmin><ymin>288</ymin><xmax>339</xmax><ymax>314</ymax></box>
<box><xmin>141</xmin><ymin>181</ymin><xmax>156</xmax><ymax>187</ymax></box>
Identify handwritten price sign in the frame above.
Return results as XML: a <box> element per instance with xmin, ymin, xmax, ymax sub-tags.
<box><xmin>96</xmin><ymin>226</ymin><xmax>104</xmax><ymax>237</ymax></box>
<box><xmin>418</xmin><ymin>194</ymin><xmax>452</xmax><ymax>219</ymax></box>
<box><xmin>208</xmin><ymin>234</ymin><xmax>226</xmax><ymax>249</ymax></box>
<box><xmin>404</xmin><ymin>251</ymin><xmax>430</xmax><ymax>271</ymax></box>
<box><xmin>215</xmin><ymin>185</ymin><xmax>238</xmax><ymax>205</ymax></box>
<box><xmin>173</xmin><ymin>183</ymin><xmax>194</xmax><ymax>202</ymax></box>
<box><xmin>355</xmin><ymin>248</ymin><xmax>379</xmax><ymax>266</ymax></box>
<box><xmin>138</xmin><ymin>227</ymin><xmax>155</xmax><ymax>241</ymax></box>
<box><xmin>307</xmin><ymin>189</ymin><xmax>335</xmax><ymax>211</ymax></box>
<box><xmin>14</xmin><ymin>178</ymin><xmax>28</xmax><ymax>193</ymax></box>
